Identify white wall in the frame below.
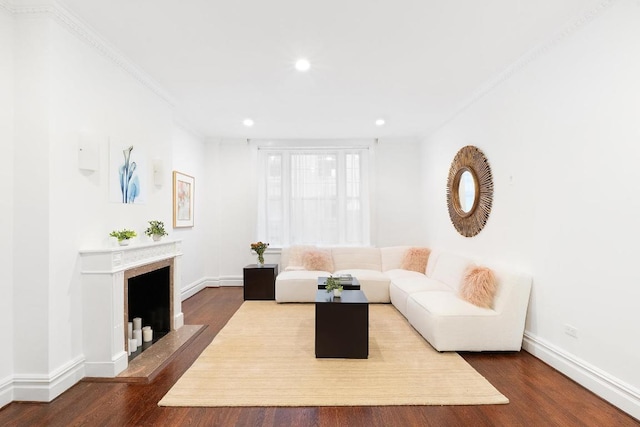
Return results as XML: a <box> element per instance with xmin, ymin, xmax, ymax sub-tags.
<box><xmin>46</xmin><ymin>19</ymin><xmax>176</xmax><ymax>378</ymax></box>
<box><xmin>171</xmin><ymin>125</ymin><xmax>208</xmax><ymax>292</ymax></box>
<box><xmin>0</xmin><ymin>6</ymin><xmax>15</xmax><ymax>407</ymax></box>
<box><xmin>421</xmin><ymin>0</ymin><xmax>640</xmax><ymax>417</ymax></box>
<box><xmin>374</xmin><ymin>138</ymin><xmax>427</xmax><ymax>246</ymax></box>
<box><xmin>213</xmin><ymin>138</ymin><xmax>426</xmax><ymax>279</ymax></box>
<box><xmin>6</xmin><ymin>5</ymin><xmax>207</xmax><ymax>402</ymax></box>
<box><xmin>215</xmin><ymin>139</ymin><xmax>257</xmax><ymax>281</ymax></box>
<box><xmin>201</xmin><ymin>139</ymin><xmax>222</xmax><ymax>285</ymax></box>
<box><xmin>12</xmin><ymin>15</ymin><xmax>52</xmax><ymax>383</ymax></box>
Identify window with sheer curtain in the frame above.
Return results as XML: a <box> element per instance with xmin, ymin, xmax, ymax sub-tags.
<box><xmin>258</xmin><ymin>147</ymin><xmax>370</xmax><ymax>247</ymax></box>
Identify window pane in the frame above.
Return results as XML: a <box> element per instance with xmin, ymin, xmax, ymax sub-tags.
<box><xmin>345</xmin><ymin>198</ymin><xmax>361</xmax><ymax>243</ymax></box>
<box><xmin>291</xmin><ymin>153</ymin><xmax>337</xmax><ymax>198</ymax></box>
<box><xmin>346</xmin><ymin>153</ymin><xmax>361</xmax><ymax>198</ymax></box>
<box><xmin>259</xmin><ymin>148</ymin><xmax>368</xmax><ymax>246</ymax></box>
<box><xmin>265</xmin><ymin>154</ymin><xmax>282</xmax><ymax>245</ymax></box>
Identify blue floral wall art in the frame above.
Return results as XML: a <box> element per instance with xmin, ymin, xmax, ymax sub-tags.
<box><xmin>110</xmin><ymin>140</ymin><xmax>146</xmax><ymax>204</ymax></box>
<box><xmin>119</xmin><ymin>146</ymin><xmax>139</xmax><ymax>203</ymax></box>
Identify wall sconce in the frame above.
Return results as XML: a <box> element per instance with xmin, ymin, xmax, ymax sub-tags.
<box><xmin>78</xmin><ymin>133</ymin><xmax>99</xmax><ymax>171</ymax></box>
<box><xmin>153</xmin><ymin>159</ymin><xmax>164</xmax><ymax>186</ymax></box>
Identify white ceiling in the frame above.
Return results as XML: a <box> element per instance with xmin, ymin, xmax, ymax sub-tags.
<box><xmin>57</xmin><ymin>0</ymin><xmax>602</xmax><ymax>140</ymax></box>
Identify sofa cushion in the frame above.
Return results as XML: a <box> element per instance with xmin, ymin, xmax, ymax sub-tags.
<box><xmin>385</xmin><ymin>269</ymin><xmax>427</xmax><ymax>282</ymax></box>
<box><xmin>333</xmin><ymin>269</ymin><xmax>388</xmax><ymax>283</ymax></box>
<box><xmin>392</xmin><ymin>276</ymin><xmax>453</xmax><ymax>294</ymax></box>
<box><xmin>331</xmin><ymin>247</ymin><xmax>382</xmax><ymax>271</ymax></box>
<box><xmin>380</xmin><ymin>246</ymin><xmax>411</xmax><ymax>271</ymax></box>
<box><xmin>405</xmin><ymin>291</ymin><xmax>513</xmax><ymax>352</ymax></box>
<box><xmin>400</xmin><ymin>247</ymin><xmax>431</xmax><ymax>273</ymax></box>
<box><xmin>276</xmin><ymin>269</ymin><xmax>332</xmax><ymax>281</ymax></box>
<box><xmin>429</xmin><ymin>252</ymin><xmax>474</xmax><ymax>292</ymax></box>
<box><xmin>333</xmin><ymin>269</ymin><xmax>390</xmax><ymax>303</ymax></box>
<box><xmin>275</xmin><ymin>269</ymin><xmax>331</xmax><ymax>303</ymax></box>
<box><xmin>407</xmin><ymin>290</ymin><xmax>495</xmax><ymax>317</ymax></box>
<box><xmin>390</xmin><ymin>277</ymin><xmax>452</xmax><ymax>317</ymax></box>
<box><xmin>302</xmin><ymin>248</ymin><xmax>334</xmax><ymax>272</ymax></box>
<box><xmin>286</xmin><ymin>245</ymin><xmax>317</xmax><ymax>269</ymax></box>
<box><xmin>459</xmin><ymin>266</ymin><xmax>497</xmax><ymax>308</ymax></box>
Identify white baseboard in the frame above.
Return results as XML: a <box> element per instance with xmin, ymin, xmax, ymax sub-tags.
<box><xmin>181</xmin><ymin>276</ymin><xmax>242</xmax><ymax>301</ymax></box>
<box><xmin>219</xmin><ymin>275</ymin><xmax>243</xmax><ymax>287</ymax></box>
<box><xmin>523</xmin><ymin>332</ymin><xmax>640</xmax><ymax>421</ymax></box>
<box><xmin>12</xmin><ymin>355</ymin><xmax>85</xmax><ymax>402</ymax></box>
<box><xmin>84</xmin><ymin>352</ymin><xmax>128</xmax><ymax>378</ymax></box>
<box><xmin>174</xmin><ymin>312</ymin><xmax>184</xmax><ymax>330</ymax></box>
<box><xmin>181</xmin><ymin>277</ymin><xmax>214</xmax><ymax>300</ymax></box>
<box><xmin>0</xmin><ymin>375</ymin><xmax>12</xmax><ymax>409</ymax></box>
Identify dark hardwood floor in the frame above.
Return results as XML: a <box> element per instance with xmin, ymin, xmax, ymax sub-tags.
<box><xmin>1</xmin><ymin>287</ymin><xmax>637</xmax><ymax>426</ymax></box>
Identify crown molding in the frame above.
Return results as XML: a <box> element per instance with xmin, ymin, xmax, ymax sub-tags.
<box><xmin>174</xmin><ymin>117</ymin><xmax>206</xmax><ymax>141</ymax></box>
<box><xmin>4</xmin><ymin>3</ymin><xmax>53</xmax><ymax>14</ymax></box>
<box><xmin>2</xmin><ymin>0</ymin><xmax>174</xmax><ymax>106</ymax></box>
<box><xmin>427</xmin><ymin>0</ymin><xmax>618</xmax><ymax>137</ymax></box>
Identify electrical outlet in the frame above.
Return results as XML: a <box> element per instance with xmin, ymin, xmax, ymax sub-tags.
<box><xmin>564</xmin><ymin>324</ymin><xmax>578</xmax><ymax>338</ymax></box>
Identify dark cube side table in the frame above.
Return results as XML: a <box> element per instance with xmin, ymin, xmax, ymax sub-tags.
<box><xmin>315</xmin><ymin>289</ymin><xmax>369</xmax><ymax>359</ymax></box>
<box><xmin>243</xmin><ymin>264</ymin><xmax>278</xmax><ymax>300</ymax></box>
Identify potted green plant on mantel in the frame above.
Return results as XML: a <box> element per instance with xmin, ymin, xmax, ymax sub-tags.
<box><xmin>110</xmin><ymin>229</ymin><xmax>137</xmax><ymax>246</ymax></box>
<box><xmin>324</xmin><ymin>276</ymin><xmax>344</xmax><ymax>298</ymax></box>
<box><xmin>145</xmin><ymin>220</ymin><xmax>168</xmax><ymax>242</ymax></box>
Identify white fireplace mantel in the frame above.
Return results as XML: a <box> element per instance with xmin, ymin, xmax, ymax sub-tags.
<box><xmin>80</xmin><ymin>239</ymin><xmax>183</xmax><ymax>274</ymax></box>
<box><xmin>79</xmin><ymin>240</ymin><xmax>184</xmax><ymax>377</ymax></box>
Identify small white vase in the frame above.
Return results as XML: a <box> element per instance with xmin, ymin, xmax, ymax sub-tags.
<box><xmin>333</xmin><ymin>289</ymin><xmax>342</xmax><ymax>298</ymax></box>
<box><xmin>118</xmin><ymin>239</ymin><xmax>130</xmax><ymax>246</ymax></box>
<box><xmin>152</xmin><ymin>234</ymin><xmax>162</xmax><ymax>242</ymax></box>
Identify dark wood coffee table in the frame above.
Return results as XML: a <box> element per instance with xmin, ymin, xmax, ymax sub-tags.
<box><xmin>315</xmin><ymin>289</ymin><xmax>368</xmax><ymax>359</ymax></box>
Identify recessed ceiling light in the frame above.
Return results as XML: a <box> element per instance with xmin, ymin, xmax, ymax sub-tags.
<box><xmin>375</xmin><ymin>119</ymin><xmax>386</xmax><ymax>126</ymax></box>
<box><xmin>295</xmin><ymin>58</ymin><xmax>311</xmax><ymax>72</ymax></box>
<box><xmin>243</xmin><ymin>118</ymin><xmax>254</xmax><ymax>127</ymax></box>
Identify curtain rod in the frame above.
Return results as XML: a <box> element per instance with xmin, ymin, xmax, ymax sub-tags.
<box><xmin>256</xmin><ymin>146</ymin><xmax>371</xmax><ymax>151</ymax></box>
<box><xmin>250</xmin><ymin>138</ymin><xmax>376</xmax><ymax>150</ymax></box>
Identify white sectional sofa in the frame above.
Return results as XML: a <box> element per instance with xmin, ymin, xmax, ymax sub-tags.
<box><xmin>275</xmin><ymin>246</ymin><xmax>532</xmax><ymax>352</ymax></box>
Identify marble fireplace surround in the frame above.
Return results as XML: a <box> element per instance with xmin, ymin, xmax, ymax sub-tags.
<box><xmin>79</xmin><ymin>240</ymin><xmax>184</xmax><ymax>377</ymax></box>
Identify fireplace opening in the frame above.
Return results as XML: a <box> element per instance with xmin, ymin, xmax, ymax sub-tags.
<box><xmin>127</xmin><ymin>265</ymin><xmax>171</xmax><ymax>361</ymax></box>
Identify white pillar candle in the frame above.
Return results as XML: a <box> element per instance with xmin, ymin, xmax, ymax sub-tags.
<box><xmin>142</xmin><ymin>328</ymin><xmax>153</xmax><ymax>343</ymax></box>
<box><xmin>142</xmin><ymin>326</ymin><xmax>151</xmax><ymax>332</ymax></box>
<box><xmin>129</xmin><ymin>338</ymin><xmax>137</xmax><ymax>351</ymax></box>
<box><xmin>133</xmin><ymin>329</ymin><xmax>143</xmax><ymax>347</ymax></box>
<box><xmin>128</xmin><ymin>322</ymin><xmax>133</xmax><ymax>339</ymax></box>
<box><xmin>132</xmin><ymin>317</ymin><xmax>142</xmax><ymax>330</ymax></box>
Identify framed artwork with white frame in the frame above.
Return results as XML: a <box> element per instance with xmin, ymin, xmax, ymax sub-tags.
<box><xmin>173</xmin><ymin>171</ymin><xmax>195</xmax><ymax>228</ymax></box>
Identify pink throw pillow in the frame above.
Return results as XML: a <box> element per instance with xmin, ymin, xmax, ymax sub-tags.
<box><xmin>287</xmin><ymin>245</ymin><xmax>316</xmax><ymax>268</ymax></box>
<box><xmin>459</xmin><ymin>266</ymin><xmax>497</xmax><ymax>308</ymax></box>
<box><xmin>400</xmin><ymin>247</ymin><xmax>431</xmax><ymax>273</ymax></box>
<box><xmin>302</xmin><ymin>249</ymin><xmax>334</xmax><ymax>272</ymax></box>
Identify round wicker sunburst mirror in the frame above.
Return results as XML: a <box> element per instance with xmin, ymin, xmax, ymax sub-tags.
<box><xmin>446</xmin><ymin>145</ymin><xmax>493</xmax><ymax>237</ymax></box>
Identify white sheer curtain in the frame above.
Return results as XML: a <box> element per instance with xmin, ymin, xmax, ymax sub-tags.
<box><xmin>258</xmin><ymin>146</ymin><xmax>370</xmax><ymax>247</ymax></box>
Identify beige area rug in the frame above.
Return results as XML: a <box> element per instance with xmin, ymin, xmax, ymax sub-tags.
<box><xmin>158</xmin><ymin>302</ymin><xmax>508</xmax><ymax>407</ymax></box>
